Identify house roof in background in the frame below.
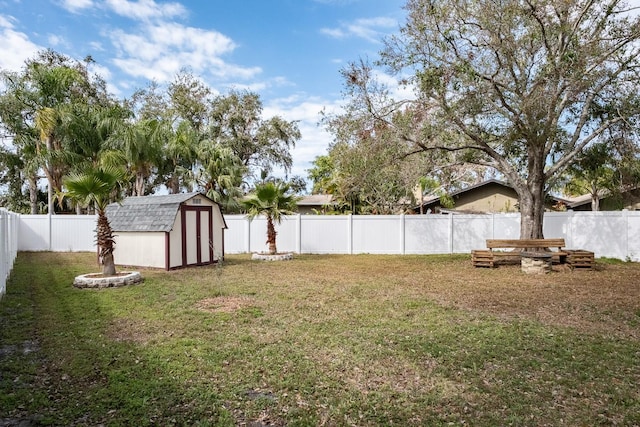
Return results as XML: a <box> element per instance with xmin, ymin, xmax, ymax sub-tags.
<box><xmin>417</xmin><ymin>179</ymin><xmax>571</xmax><ymax>211</ymax></box>
<box><xmin>297</xmin><ymin>194</ymin><xmax>335</xmax><ymax>206</ymax></box>
<box><xmin>418</xmin><ymin>179</ymin><xmax>512</xmax><ymax>209</ymax></box>
<box><xmin>563</xmin><ymin>194</ymin><xmax>594</xmax><ymax>208</ymax></box>
<box><xmin>447</xmin><ymin>179</ymin><xmax>511</xmax><ymax>197</ymax></box>
<box><xmin>106</xmin><ymin>192</ymin><xmax>213</xmax><ymax>232</ymax></box>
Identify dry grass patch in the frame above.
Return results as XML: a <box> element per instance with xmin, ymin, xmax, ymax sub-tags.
<box><xmin>106</xmin><ymin>318</ymin><xmax>152</xmax><ymax>344</ymax></box>
<box><xmin>195</xmin><ymin>296</ymin><xmax>257</xmax><ymax>313</ymax></box>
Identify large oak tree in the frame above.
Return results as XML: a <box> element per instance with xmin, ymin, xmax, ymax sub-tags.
<box><xmin>337</xmin><ymin>0</ymin><xmax>640</xmax><ymax>237</ymax></box>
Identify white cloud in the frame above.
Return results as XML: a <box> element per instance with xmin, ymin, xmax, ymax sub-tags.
<box><xmin>89</xmin><ymin>40</ymin><xmax>104</xmax><ymax>51</ymax></box>
<box><xmin>109</xmin><ymin>22</ymin><xmax>261</xmax><ymax>83</ymax></box>
<box><xmin>88</xmin><ymin>62</ymin><xmax>112</xmax><ymax>81</ymax></box>
<box><xmin>0</xmin><ymin>15</ymin><xmax>43</xmax><ymax>71</ymax></box>
<box><xmin>262</xmin><ymin>68</ymin><xmax>415</xmax><ymax>181</ymax></box>
<box><xmin>264</xmin><ymin>94</ymin><xmax>344</xmax><ymax>179</ymax></box>
<box><xmin>105</xmin><ymin>0</ymin><xmax>187</xmax><ymax>21</ymax></box>
<box><xmin>321</xmin><ymin>16</ymin><xmax>397</xmax><ymax>43</ymax></box>
<box><xmin>59</xmin><ymin>0</ymin><xmax>187</xmax><ymax>21</ymax></box>
<box><xmin>47</xmin><ymin>33</ymin><xmax>65</xmax><ymax>47</ymax></box>
<box><xmin>373</xmin><ymin>69</ymin><xmax>416</xmax><ymax>100</ymax></box>
<box><xmin>59</xmin><ymin>0</ymin><xmax>94</xmax><ymax>13</ymax></box>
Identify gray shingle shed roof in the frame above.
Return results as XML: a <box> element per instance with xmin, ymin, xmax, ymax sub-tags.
<box><xmin>106</xmin><ymin>192</ymin><xmax>210</xmax><ymax>232</ymax></box>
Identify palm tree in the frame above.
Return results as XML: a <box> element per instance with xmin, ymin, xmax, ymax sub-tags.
<box><xmin>242</xmin><ymin>182</ymin><xmax>299</xmax><ymax>255</ymax></box>
<box><xmin>64</xmin><ymin>166</ymin><xmax>124</xmax><ymax>275</ymax></box>
<box><xmin>108</xmin><ymin>118</ymin><xmax>165</xmax><ymax>196</ymax></box>
<box><xmin>194</xmin><ymin>141</ymin><xmax>246</xmax><ymax>212</ymax></box>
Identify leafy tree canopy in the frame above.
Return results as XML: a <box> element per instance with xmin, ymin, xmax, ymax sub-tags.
<box><xmin>328</xmin><ymin>0</ymin><xmax>640</xmax><ymax>234</ymax></box>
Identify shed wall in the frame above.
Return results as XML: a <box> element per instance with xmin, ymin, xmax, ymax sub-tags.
<box><xmin>212</xmin><ymin>208</ymin><xmax>225</xmax><ymax>260</ymax></box>
<box><xmin>169</xmin><ymin>214</ymin><xmax>182</xmax><ymax>269</ymax></box>
<box><xmin>114</xmin><ymin>232</ymin><xmax>166</xmax><ymax>269</ymax></box>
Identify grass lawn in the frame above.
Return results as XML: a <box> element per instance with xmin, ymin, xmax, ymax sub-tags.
<box><xmin>1</xmin><ymin>252</ymin><xmax>639</xmax><ymax>426</ymax></box>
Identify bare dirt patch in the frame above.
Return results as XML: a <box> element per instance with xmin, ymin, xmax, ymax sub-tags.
<box><xmin>195</xmin><ymin>296</ymin><xmax>256</xmax><ymax>313</ymax></box>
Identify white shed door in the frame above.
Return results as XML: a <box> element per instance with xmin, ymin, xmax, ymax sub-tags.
<box><xmin>181</xmin><ymin>206</ymin><xmax>213</xmax><ymax>267</ymax></box>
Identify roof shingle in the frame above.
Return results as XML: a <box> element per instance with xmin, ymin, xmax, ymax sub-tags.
<box><xmin>106</xmin><ymin>192</ymin><xmax>203</xmax><ymax>232</ymax></box>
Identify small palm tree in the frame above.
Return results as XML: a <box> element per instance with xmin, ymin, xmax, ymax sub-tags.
<box><xmin>64</xmin><ymin>166</ymin><xmax>124</xmax><ymax>275</ymax></box>
<box><xmin>242</xmin><ymin>182</ymin><xmax>299</xmax><ymax>255</ymax></box>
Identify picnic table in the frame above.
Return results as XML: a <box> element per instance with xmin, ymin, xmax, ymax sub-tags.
<box><xmin>472</xmin><ymin>238</ymin><xmax>594</xmax><ymax>269</ymax></box>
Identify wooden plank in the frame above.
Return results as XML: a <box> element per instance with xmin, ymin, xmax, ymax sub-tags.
<box><xmin>472</xmin><ymin>249</ymin><xmax>494</xmax><ymax>268</ymax></box>
<box><xmin>487</xmin><ymin>238</ymin><xmax>565</xmax><ymax>249</ymax></box>
<box><xmin>566</xmin><ymin>250</ymin><xmax>595</xmax><ymax>269</ymax></box>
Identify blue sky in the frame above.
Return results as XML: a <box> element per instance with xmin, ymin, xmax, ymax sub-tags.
<box><xmin>0</xmin><ymin>0</ymin><xmax>407</xmax><ymax>182</ymax></box>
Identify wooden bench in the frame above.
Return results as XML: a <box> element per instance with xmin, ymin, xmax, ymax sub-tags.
<box><xmin>472</xmin><ymin>238</ymin><xmax>570</xmax><ymax>268</ymax></box>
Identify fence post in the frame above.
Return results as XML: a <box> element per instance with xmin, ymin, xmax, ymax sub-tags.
<box><xmin>348</xmin><ymin>214</ymin><xmax>353</xmax><ymax>255</ymax></box>
<box><xmin>1</xmin><ymin>209</ymin><xmax>6</xmax><ymax>298</ymax></box>
<box><xmin>623</xmin><ymin>209</ymin><xmax>629</xmax><ymax>260</ymax></box>
<box><xmin>400</xmin><ymin>214</ymin><xmax>405</xmax><ymax>255</ymax></box>
<box><xmin>448</xmin><ymin>213</ymin><xmax>454</xmax><ymax>254</ymax></box>
<box><xmin>491</xmin><ymin>213</ymin><xmax>495</xmax><ymax>238</ymax></box>
<box><xmin>48</xmin><ymin>209</ymin><xmax>52</xmax><ymax>251</ymax></box>
<box><xmin>566</xmin><ymin>210</ymin><xmax>574</xmax><ymax>249</ymax></box>
<box><xmin>296</xmin><ymin>214</ymin><xmax>302</xmax><ymax>254</ymax></box>
<box><xmin>245</xmin><ymin>216</ymin><xmax>251</xmax><ymax>253</ymax></box>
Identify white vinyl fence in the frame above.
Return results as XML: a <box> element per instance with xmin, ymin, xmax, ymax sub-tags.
<box><xmin>0</xmin><ymin>209</ymin><xmax>19</xmax><ymax>298</ymax></box>
<box><xmin>18</xmin><ymin>214</ymin><xmax>98</xmax><ymax>252</ymax></box>
<box><xmin>4</xmin><ymin>210</ymin><xmax>638</xmax><ymax>299</ymax></box>
<box><xmin>224</xmin><ymin>211</ymin><xmax>640</xmax><ymax>260</ymax></box>
<box><xmin>6</xmin><ymin>211</ymin><xmax>640</xmax><ymax>264</ymax></box>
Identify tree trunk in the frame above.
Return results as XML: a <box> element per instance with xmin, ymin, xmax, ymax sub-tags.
<box><xmin>591</xmin><ymin>194</ymin><xmax>600</xmax><ymax>211</ymax></box>
<box><xmin>102</xmin><ymin>252</ymin><xmax>117</xmax><ymax>276</ymax></box>
<box><xmin>135</xmin><ymin>172</ymin><xmax>145</xmax><ymax>196</ymax></box>
<box><xmin>518</xmin><ymin>190</ymin><xmax>545</xmax><ymax>239</ymax></box>
<box><xmin>28</xmin><ymin>176</ymin><xmax>38</xmax><ymax>214</ymax></box>
<box><xmin>96</xmin><ymin>211</ymin><xmax>117</xmax><ymax>276</ymax></box>
<box><xmin>168</xmin><ymin>174</ymin><xmax>180</xmax><ymax>194</ymax></box>
<box><xmin>516</xmin><ymin>148</ymin><xmax>546</xmax><ymax>239</ymax></box>
<box><xmin>266</xmin><ymin>217</ymin><xmax>277</xmax><ymax>254</ymax></box>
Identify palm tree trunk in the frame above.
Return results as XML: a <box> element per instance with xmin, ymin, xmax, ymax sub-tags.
<box><xmin>135</xmin><ymin>172</ymin><xmax>145</xmax><ymax>196</ymax></box>
<box><xmin>102</xmin><ymin>252</ymin><xmax>117</xmax><ymax>276</ymax></box>
<box><xmin>96</xmin><ymin>211</ymin><xmax>117</xmax><ymax>275</ymax></box>
<box><xmin>266</xmin><ymin>217</ymin><xmax>277</xmax><ymax>254</ymax></box>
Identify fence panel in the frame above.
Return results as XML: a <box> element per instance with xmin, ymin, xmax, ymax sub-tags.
<box><xmin>492</xmin><ymin>214</ymin><xmax>521</xmax><ymax>239</ymax></box>
<box><xmin>0</xmin><ymin>209</ymin><xmax>19</xmax><ymax>298</ymax></box>
<box><xmin>404</xmin><ymin>215</ymin><xmax>451</xmax><ymax>254</ymax></box>
<box><xmin>10</xmin><ymin>211</ymin><xmax>640</xmax><ymax>261</ymax></box>
<box><xmin>19</xmin><ymin>215</ymin><xmax>96</xmax><ymax>252</ymax></box>
<box><xmin>223</xmin><ymin>215</ymin><xmax>250</xmax><ymax>254</ymax></box>
<box><xmin>301</xmin><ymin>216</ymin><xmax>350</xmax><ymax>254</ymax></box>
<box><xmin>570</xmin><ymin>212</ymin><xmax>628</xmax><ymax>259</ymax></box>
<box><xmin>17</xmin><ymin>215</ymin><xmax>49</xmax><ymax>251</ymax></box>
<box><xmin>626</xmin><ymin>212</ymin><xmax>640</xmax><ymax>262</ymax></box>
<box><xmin>452</xmin><ymin>215</ymin><xmax>494</xmax><ymax>253</ymax></box>
<box><xmin>352</xmin><ymin>216</ymin><xmax>403</xmax><ymax>254</ymax></box>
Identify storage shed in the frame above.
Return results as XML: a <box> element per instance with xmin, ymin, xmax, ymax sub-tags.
<box><xmin>105</xmin><ymin>192</ymin><xmax>227</xmax><ymax>270</ymax></box>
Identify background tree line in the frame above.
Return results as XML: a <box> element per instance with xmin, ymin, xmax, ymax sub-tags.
<box><xmin>0</xmin><ymin>49</ymin><xmax>303</xmax><ymax>214</ymax></box>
